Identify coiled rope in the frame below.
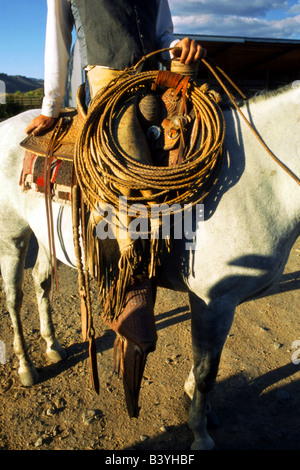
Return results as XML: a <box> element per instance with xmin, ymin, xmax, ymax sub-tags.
<box><xmin>74</xmin><ymin>52</ymin><xmax>227</xmax><ymax>217</ymax></box>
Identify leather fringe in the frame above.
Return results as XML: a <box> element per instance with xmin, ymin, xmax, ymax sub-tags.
<box><xmin>86</xmin><ymin>214</ymin><xmax>145</xmax><ymax>322</ymax></box>
<box><xmin>84</xmin><ymin>209</ymin><xmax>170</xmax><ymax>323</ymax></box>
<box><xmin>44</xmin><ymin>120</ymin><xmax>65</xmax><ymax>298</ymax></box>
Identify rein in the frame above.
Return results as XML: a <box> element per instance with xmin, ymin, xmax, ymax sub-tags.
<box><xmin>43</xmin><ymin>120</ymin><xmax>63</xmax><ymax>297</ymax></box>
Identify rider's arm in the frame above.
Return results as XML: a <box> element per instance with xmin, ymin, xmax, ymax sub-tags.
<box><xmin>41</xmin><ymin>0</ymin><xmax>74</xmax><ymax>118</ymax></box>
<box><xmin>156</xmin><ymin>0</ymin><xmax>206</xmax><ymax>65</ymax></box>
<box><xmin>26</xmin><ymin>0</ymin><xmax>73</xmax><ymax>135</ymax></box>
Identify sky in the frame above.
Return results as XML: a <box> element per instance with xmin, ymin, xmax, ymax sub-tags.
<box><xmin>0</xmin><ymin>0</ymin><xmax>300</xmax><ymax>79</ymax></box>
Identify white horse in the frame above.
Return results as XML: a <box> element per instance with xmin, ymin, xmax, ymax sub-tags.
<box><xmin>0</xmin><ymin>82</ymin><xmax>299</xmax><ymax>450</ymax></box>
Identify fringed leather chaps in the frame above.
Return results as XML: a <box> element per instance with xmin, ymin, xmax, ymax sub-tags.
<box><xmin>83</xmin><ymin>67</ymin><xmax>158</xmax><ymax>415</ymax></box>
<box><xmin>103</xmin><ymin>275</ymin><xmax>157</xmax><ymax>418</ymax></box>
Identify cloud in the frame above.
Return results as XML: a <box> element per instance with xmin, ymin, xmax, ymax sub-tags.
<box><xmin>173</xmin><ymin>13</ymin><xmax>300</xmax><ymax>38</ymax></box>
<box><xmin>169</xmin><ymin>0</ymin><xmax>300</xmax><ymax>39</ymax></box>
<box><xmin>169</xmin><ymin>0</ymin><xmax>288</xmax><ymax>18</ymax></box>
<box><xmin>288</xmin><ymin>0</ymin><xmax>300</xmax><ymax>13</ymax></box>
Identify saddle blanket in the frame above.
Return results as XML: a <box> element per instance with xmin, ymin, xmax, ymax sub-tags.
<box><xmin>19</xmin><ymin>150</ymin><xmax>73</xmax><ymax>204</ymax></box>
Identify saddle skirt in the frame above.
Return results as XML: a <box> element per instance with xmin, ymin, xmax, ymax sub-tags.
<box><xmin>19</xmin><ymin>151</ymin><xmax>73</xmax><ymax>204</ymax></box>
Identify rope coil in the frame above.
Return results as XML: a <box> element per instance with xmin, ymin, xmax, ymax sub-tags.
<box><xmin>74</xmin><ymin>63</ymin><xmax>226</xmax><ymax>217</ymax></box>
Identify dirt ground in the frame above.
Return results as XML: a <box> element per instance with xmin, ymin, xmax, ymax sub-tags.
<box><xmin>0</xmin><ymin>235</ymin><xmax>299</xmax><ymax>451</ymax></box>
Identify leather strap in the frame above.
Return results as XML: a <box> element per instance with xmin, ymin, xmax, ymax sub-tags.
<box><xmin>71</xmin><ymin>171</ymin><xmax>100</xmax><ymax>395</ymax></box>
<box><xmin>44</xmin><ymin>119</ymin><xmax>64</xmax><ymax>297</ymax></box>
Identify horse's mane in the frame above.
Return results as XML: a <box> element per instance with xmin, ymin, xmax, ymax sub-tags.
<box><xmin>219</xmin><ymin>82</ymin><xmax>294</xmax><ymax>111</ymax></box>
<box><xmin>246</xmin><ymin>82</ymin><xmax>293</xmax><ymax>104</ymax></box>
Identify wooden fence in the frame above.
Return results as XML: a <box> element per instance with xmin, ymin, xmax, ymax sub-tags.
<box><xmin>6</xmin><ymin>95</ymin><xmax>43</xmax><ymax>109</ymax></box>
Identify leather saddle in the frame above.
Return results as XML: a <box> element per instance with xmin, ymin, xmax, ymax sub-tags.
<box><xmin>20</xmin><ymin>84</ymin><xmax>87</xmax><ymax>161</ymax></box>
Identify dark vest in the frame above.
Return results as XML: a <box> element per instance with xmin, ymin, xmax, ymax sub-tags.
<box><xmin>70</xmin><ymin>0</ymin><xmax>159</xmax><ymax>70</ymax></box>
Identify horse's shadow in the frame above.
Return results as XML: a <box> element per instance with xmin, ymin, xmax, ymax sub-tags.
<box><xmin>24</xmin><ymin>234</ymin><xmax>299</xmax><ymax>449</ymax></box>
<box><xmin>35</xmin><ymin>304</ymin><xmax>191</xmax><ymax>384</ymax></box>
<box><xmin>267</xmin><ymin>269</ymin><xmax>300</xmax><ymax>295</ymax></box>
<box><xmin>125</xmin><ymin>361</ymin><xmax>300</xmax><ymax>450</ymax></box>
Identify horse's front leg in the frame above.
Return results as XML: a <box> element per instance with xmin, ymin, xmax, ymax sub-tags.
<box><xmin>0</xmin><ymin>231</ymin><xmax>39</xmax><ymax>386</ymax></box>
<box><xmin>32</xmin><ymin>242</ymin><xmax>66</xmax><ymax>364</ymax></box>
<box><xmin>187</xmin><ymin>292</ymin><xmax>235</xmax><ymax>450</ymax></box>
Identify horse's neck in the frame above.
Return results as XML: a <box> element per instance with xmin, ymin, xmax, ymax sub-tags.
<box><xmin>223</xmin><ymin>86</ymin><xmax>300</xmax><ymax>227</ymax></box>
<box><xmin>241</xmin><ymin>86</ymin><xmax>300</xmax><ymax>180</ymax></box>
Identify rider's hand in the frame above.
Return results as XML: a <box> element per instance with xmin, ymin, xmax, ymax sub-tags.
<box><xmin>172</xmin><ymin>37</ymin><xmax>206</xmax><ymax>65</ymax></box>
<box><xmin>25</xmin><ymin>114</ymin><xmax>56</xmax><ymax>136</ymax></box>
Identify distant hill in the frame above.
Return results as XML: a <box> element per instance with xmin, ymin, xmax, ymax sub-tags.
<box><xmin>0</xmin><ymin>73</ymin><xmax>44</xmax><ymax>94</ymax></box>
